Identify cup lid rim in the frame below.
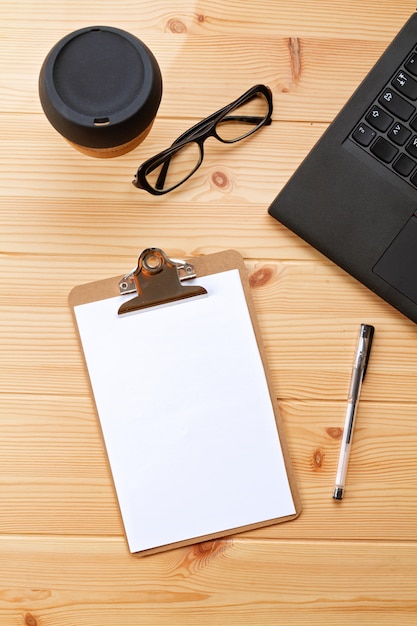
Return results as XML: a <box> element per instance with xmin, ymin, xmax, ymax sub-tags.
<box><xmin>39</xmin><ymin>26</ymin><xmax>163</xmax><ymax>148</ymax></box>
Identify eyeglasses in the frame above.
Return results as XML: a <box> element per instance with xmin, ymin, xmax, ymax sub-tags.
<box><xmin>133</xmin><ymin>84</ymin><xmax>273</xmax><ymax>195</ymax></box>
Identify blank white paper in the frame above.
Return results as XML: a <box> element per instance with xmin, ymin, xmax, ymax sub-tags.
<box><xmin>74</xmin><ymin>269</ymin><xmax>296</xmax><ymax>553</ymax></box>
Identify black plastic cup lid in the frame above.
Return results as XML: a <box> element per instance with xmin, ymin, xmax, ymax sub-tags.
<box><xmin>39</xmin><ymin>26</ymin><xmax>162</xmax><ymax>149</ymax></box>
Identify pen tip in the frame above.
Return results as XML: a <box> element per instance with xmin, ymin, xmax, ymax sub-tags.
<box><xmin>333</xmin><ymin>487</ymin><xmax>344</xmax><ymax>500</ymax></box>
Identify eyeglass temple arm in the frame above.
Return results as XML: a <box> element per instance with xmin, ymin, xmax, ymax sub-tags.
<box><xmin>222</xmin><ymin>115</ymin><xmax>272</xmax><ymax>124</ymax></box>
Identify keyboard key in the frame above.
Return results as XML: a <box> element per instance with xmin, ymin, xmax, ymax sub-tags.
<box><xmin>388</xmin><ymin>122</ymin><xmax>411</xmax><ymax>145</ymax></box>
<box><xmin>365</xmin><ymin>106</ymin><xmax>393</xmax><ymax>131</ymax></box>
<box><xmin>393</xmin><ymin>153</ymin><xmax>416</xmax><ymax>176</ymax></box>
<box><xmin>410</xmin><ymin>170</ymin><xmax>417</xmax><ymax>187</ymax></box>
<box><xmin>392</xmin><ymin>71</ymin><xmax>417</xmax><ymax>100</ymax></box>
<box><xmin>406</xmin><ymin>135</ymin><xmax>417</xmax><ymax>158</ymax></box>
<box><xmin>370</xmin><ymin>137</ymin><xmax>398</xmax><ymax>163</ymax></box>
<box><xmin>352</xmin><ymin>123</ymin><xmax>376</xmax><ymax>147</ymax></box>
<box><xmin>410</xmin><ymin>115</ymin><xmax>417</xmax><ymax>131</ymax></box>
<box><xmin>379</xmin><ymin>89</ymin><xmax>415</xmax><ymax>120</ymax></box>
<box><xmin>405</xmin><ymin>52</ymin><xmax>417</xmax><ymax>76</ymax></box>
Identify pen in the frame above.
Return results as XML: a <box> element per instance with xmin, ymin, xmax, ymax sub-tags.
<box><xmin>333</xmin><ymin>324</ymin><xmax>375</xmax><ymax>500</ymax></box>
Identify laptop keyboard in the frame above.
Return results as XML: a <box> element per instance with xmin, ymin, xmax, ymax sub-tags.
<box><xmin>349</xmin><ymin>47</ymin><xmax>417</xmax><ymax>187</ymax></box>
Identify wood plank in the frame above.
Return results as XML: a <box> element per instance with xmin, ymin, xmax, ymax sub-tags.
<box><xmin>0</xmin><ymin>0</ymin><xmax>413</xmax><ymax>40</ymax></box>
<box><xmin>0</xmin><ymin>195</ymin><xmax>326</xmax><ymax>258</ymax></box>
<box><xmin>0</xmin><ymin>393</ymin><xmax>416</xmax><ymax>541</ymax></box>
<box><xmin>0</xmin><ymin>115</ymin><xmax>324</xmax><ymax>202</ymax></box>
<box><xmin>0</xmin><ymin>257</ymin><xmax>415</xmax><ymax>398</ymax></box>
<box><xmin>0</xmin><ymin>30</ymin><xmax>399</xmax><ymax>119</ymax></box>
<box><xmin>0</xmin><ymin>535</ymin><xmax>415</xmax><ymax>626</ymax></box>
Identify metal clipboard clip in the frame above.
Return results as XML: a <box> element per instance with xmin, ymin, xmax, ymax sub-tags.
<box><xmin>118</xmin><ymin>248</ymin><xmax>207</xmax><ymax>315</ymax></box>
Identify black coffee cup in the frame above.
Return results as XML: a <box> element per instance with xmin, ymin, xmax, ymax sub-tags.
<box><xmin>39</xmin><ymin>26</ymin><xmax>162</xmax><ymax>157</ymax></box>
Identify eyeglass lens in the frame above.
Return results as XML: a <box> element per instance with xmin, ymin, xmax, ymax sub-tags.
<box><xmin>145</xmin><ymin>142</ymin><xmax>201</xmax><ymax>192</ymax></box>
<box><xmin>215</xmin><ymin>91</ymin><xmax>269</xmax><ymax>142</ymax></box>
<box><xmin>144</xmin><ymin>90</ymin><xmax>269</xmax><ymax>193</ymax></box>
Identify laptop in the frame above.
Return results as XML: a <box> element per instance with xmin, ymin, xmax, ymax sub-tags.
<box><xmin>268</xmin><ymin>13</ymin><xmax>417</xmax><ymax>324</ymax></box>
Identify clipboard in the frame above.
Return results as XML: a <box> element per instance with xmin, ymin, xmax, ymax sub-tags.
<box><xmin>69</xmin><ymin>248</ymin><xmax>301</xmax><ymax>556</ymax></box>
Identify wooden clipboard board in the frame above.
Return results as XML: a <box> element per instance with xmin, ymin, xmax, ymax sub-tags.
<box><xmin>69</xmin><ymin>248</ymin><xmax>301</xmax><ymax>556</ymax></box>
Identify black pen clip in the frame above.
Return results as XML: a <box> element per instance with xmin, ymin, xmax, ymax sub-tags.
<box><xmin>360</xmin><ymin>324</ymin><xmax>375</xmax><ymax>380</ymax></box>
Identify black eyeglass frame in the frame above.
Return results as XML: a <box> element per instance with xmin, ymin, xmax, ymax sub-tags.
<box><xmin>133</xmin><ymin>84</ymin><xmax>273</xmax><ymax>195</ymax></box>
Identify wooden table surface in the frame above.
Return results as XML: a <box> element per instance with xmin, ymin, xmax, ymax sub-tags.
<box><xmin>2</xmin><ymin>1</ymin><xmax>417</xmax><ymax>624</ymax></box>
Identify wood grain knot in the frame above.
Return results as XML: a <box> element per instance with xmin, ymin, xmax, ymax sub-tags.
<box><xmin>24</xmin><ymin>614</ymin><xmax>38</xmax><ymax>626</ymax></box>
<box><xmin>176</xmin><ymin>540</ymin><xmax>231</xmax><ymax>577</ymax></box>
<box><xmin>311</xmin><ymin>448</ymin><xmax>325</xmax><ymax>470</ymax></box>
<box><xmin>211</xmin><ymin>170</ymin><xmax>231</xmax><ymax>191</ymax></box>
<box><xmin>167</xmin><ymin>19</ymin><xmax>187</xmax><ymax>34</ymax></box>
<box><xmin>288</xmin><ymin>37</ymin><xmax>302</xmax><ymax>84</ymax></box>
<box><xmin>326</xmin><ymin>426</ymin><xmax>343</xmax><ymax>440</ymax></box>
<box><xmin>249</xmin><ymin>266</ymin><xmax>274</xmax><ymax>289</ymax></box>
<box><xmin>193</xmin><ymin>539</ymin><xmax>229</xmax><ymax>562</ymax></box>
<box><xmin>197</xmin><ymin>14</ymin><xmax>206</xmax><ymax>23</ymax></box>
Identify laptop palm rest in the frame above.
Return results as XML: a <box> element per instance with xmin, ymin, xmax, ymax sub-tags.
<box><xmin>373</xmin><ymin>215</ymin><xmax>417</xmax><ymax>304</ymax></box>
